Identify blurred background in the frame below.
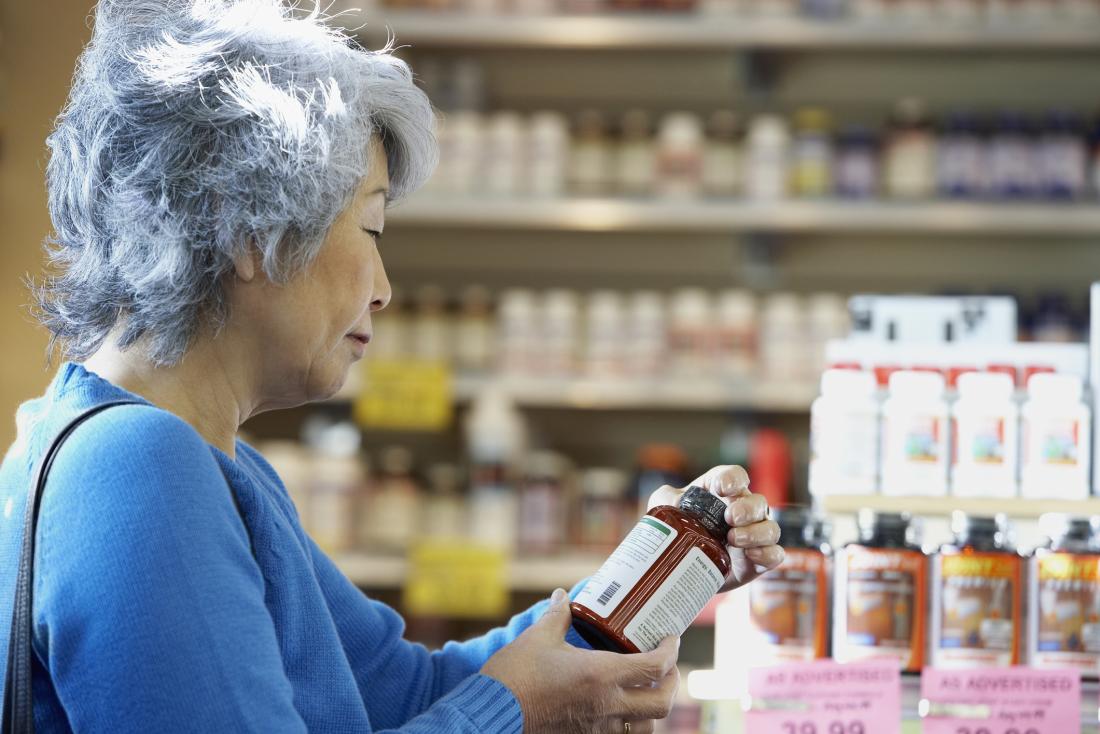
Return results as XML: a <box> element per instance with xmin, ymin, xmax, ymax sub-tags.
<box><xmin>3</xmin><ymin>1</ymin><xmax>1100</xmax><ymax>731</ymax></box>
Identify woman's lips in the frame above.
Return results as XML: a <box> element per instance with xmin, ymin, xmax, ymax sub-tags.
<box><xmin>346</xmin><ymin>333</ymin><xmax>370</xmax><ymax>357</ymax></box>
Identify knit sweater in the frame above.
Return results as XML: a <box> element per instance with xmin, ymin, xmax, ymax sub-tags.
<box><xmin>0</xmin><ymin>362</ymin><xmax>589</xmax><ymax>732</ymax></box>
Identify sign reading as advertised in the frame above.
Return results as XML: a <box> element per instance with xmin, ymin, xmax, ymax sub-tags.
<box><xmin>403</xmin><ymin>543</ymin><xmax>507</xmax><ymax>619</ymax></box>
<box><xmin>920</xmin><ymin>667</ymin><xmax>1080</xmax><ymax>734</ymax></box>
<box><xmin>745</xmin><ymin>659</ymin><xmax>902</xmax><ymax>734</ymax></box>
<box><xmin>354</xmin><ymin>360</ymin><xmax>453</xmax><ymax>431</ymax></box>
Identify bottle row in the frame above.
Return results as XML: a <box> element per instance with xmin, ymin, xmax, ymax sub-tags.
<box><xmin>810</xmin><ymin>366</ymin><xmax>1092</xmax><ymax>500</ymax></box>
<box><xmin>381</xmin><ymin>0</ymin><xmax>1100</xmax><ymax>22</ymax></box>
<box><xmin>730</xmin><ymin>507</ymin><xmax>1100</xmax><ymax>678</ymax></box>
<box><xmin>419</xmin><ymin>97</ymin><xmax>1100</xmax><ymax>202</ymax></box>
<box><xmin>366</xmin><ymin>285</ymin><xmax>848</xmax><ymax>387</ymax></box>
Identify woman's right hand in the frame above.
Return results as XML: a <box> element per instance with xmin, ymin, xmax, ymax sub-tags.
<box><xmin>481</xmin><ymin>588</ymin><xmax>680</xmax><ymax>734</ymax></box>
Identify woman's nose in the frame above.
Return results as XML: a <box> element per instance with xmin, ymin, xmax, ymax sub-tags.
<box><xmin>370</xmin><ymin>251</ymin><xmax>392</xmax><ymax>312</ymax></box>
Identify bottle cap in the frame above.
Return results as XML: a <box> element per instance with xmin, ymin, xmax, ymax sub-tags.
<box><xmin>678</xmin><ymin>486</ymin><xmax>732</xmax><ymax>539</ymax></box>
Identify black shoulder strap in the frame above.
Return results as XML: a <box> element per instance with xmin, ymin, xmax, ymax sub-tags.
<box><xmin>3</xmin><ymin>400</ymin><xmax>139</xmax><ymax>734</ymax></box>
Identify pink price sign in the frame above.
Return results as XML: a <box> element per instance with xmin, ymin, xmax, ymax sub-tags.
<box><xmin>920</xmin><ymin>667</ymin><xmax>1080</xmax><ymax>734</ymax></box>
<box><xmin>745</xmin><ymin>659</ymin><xmax>902</xmax><ymax>734</ymax></box>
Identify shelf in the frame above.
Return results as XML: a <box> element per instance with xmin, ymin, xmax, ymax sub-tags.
<box><xmin>386</xmin><ymin>197</ymin><xmax>1100</xmax><ymax>236</ymax></box>
<box><xmin>821</xmin><ymin>493</ymin><xmax>1100</xmax><ymax>519</ymax></box>
<box><xmin>334</xmin><ymin>551</ymin><xmax>603</xmax><ymax>590</ymax></box>
<box><xmin>452</xmin><ymin>375</ymin><xmax>817</xmax><ymax>412</ymax></box>
<box><xmin>361</xmin><ymin>13</ymin><xmax>1100</xmax><ymax>50</ymax></box>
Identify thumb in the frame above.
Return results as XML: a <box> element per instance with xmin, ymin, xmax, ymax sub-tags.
<box><xmin>535</xmin><ymin>588</ymin><xmax>572</xmax><ymax>639</ymax></box>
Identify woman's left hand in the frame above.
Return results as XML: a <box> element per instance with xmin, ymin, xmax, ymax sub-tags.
<box><xmin>647</xmin><ymin>464</ymin><xmax>784</xmax><ymax>593</ymax></box>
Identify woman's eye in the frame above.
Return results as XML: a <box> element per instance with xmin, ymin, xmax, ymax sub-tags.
<box><xmin>362</xmin><ymin>227</ymin><xmax>384</xmax><ymax>242</ymax></box>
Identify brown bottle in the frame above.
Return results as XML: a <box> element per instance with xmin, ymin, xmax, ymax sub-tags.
<box><xmin>570</xmin><ymin>486</ymin><xmax>732</xmax><ymax>654</ymax></box>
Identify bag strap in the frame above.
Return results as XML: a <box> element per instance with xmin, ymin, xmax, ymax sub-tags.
<box><xmin>3</xmin><ymin>400</ymin><xmax>140</xmax><ymax>734</ymax></box>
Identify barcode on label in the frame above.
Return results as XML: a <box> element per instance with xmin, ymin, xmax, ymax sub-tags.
<box><xmin>597</xmin><ymin>581</ymin><xmax>622</xmax><ymax>606</ymax></box>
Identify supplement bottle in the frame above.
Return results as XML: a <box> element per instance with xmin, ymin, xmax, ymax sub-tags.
<box><xmin>833</xmin><ymin>510</ymin><xmax>927</xmax><ymax>673</ymax></box>
<box><xmin>746</xmin><ymin>506</ymin><xmax>831</xmax><ymax>663</ymax></box>
<box><xmin>809</xmin><ymin>368</ymin><xmax>880</xmax><ymax>499</ymax></box>
<box><xmin>571</xmin><ymin>486</ymin><xmax>732</xmax><ymax>654</ymax></box>
<box><xmin>931</xmin><ymin>512</ymin><xmax>1022</xmax><ymax>668</ymax></box>
<box><xmin>950</xmin><ymin>371</ymin><xmax>1019</xmax><ymax>498</ymax></box>
<box><xmin>1028</xmin><ymin>514</ymin><xmax>1100</xmax><ymax>676</ymax></box>
<box><xmin>881</xmin><ymin>370</ymin><xmax>950</xmax><ymax>497</ymax></box>
<box><xmin>791</xmin><ymin>107</ymin><xmax>834</xmax><ymax>198</ymax></box>
<box><xmin>1020</xmin><ymin>372</ymin><xmax>1091</xmax><ymax>500</ymax></box>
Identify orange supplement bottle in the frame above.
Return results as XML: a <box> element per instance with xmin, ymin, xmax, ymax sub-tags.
<box><xmin>570</xmin><ymin>486</ymin><xmax>732</xmax><ymax>653</ymax></box>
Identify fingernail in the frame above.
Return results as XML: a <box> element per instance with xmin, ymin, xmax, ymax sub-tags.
<box><xmin>753</xmin><ymin>564</ymin><xmax>769</xmax><ymax>574</ymax></box>
<box><xmin>550</xmin><ymin>588</ymin><xmax>566</xmax><ymax>605</ymax></box>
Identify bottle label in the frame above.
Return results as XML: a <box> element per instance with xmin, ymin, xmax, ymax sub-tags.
<box><xmin>835</xmin><ymin>547</ymin><xmax>926</xmax><ymax>671</ymax></box>
<box><xmin>1031</xmin><ymin>553</ymin><xmax>1100</xmax><ymax>673</ymax></box>
<box><xmin>622</xmin><ymin>546</ymin><xmax>725</xmax><ymax>652</ymax></box>
<box><xmin>748</xmin><ymin>548</ymin><xmax>829</xmax><ymax>662</ymax></box>
<box><xmin>962</xmin><ymin>416</ymin><xmax>1007</xmax><ymax>464</ymax></box>
<box><xmin>575</xmin><ymin>517</ymin><xmax>678</xmax><ymax>618</ymax></box>
<box><xmin>933</xmin><ymin>552</ymin><xmax>1022</xmax><ymax>667</ymax></box>
<box><xmin>1032</xmin><ymin>418</ymin><xmax>1082</xmax><ymax>466</ymax></box>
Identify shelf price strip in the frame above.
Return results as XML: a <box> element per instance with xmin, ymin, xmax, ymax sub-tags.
<box><xmin>744</xmin><ymin>659</ymin><xmax>902</xmax><ymax>734</ymax></box>
<box><xmin>919</xmin><ymin>667</ymin><xmax>1080</xmax><ymax>734</ymax></box>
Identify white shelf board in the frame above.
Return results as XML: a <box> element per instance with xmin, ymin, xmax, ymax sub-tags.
<box><xmin>386</xmin><ymin>197</ymin><xmax>1100</xmax><ymax>236</ymax></box>
<box><xmin>334</xmin><ymin>551</ymin><xmax>603</xmax><ymax>590</ymax></box>
<box><xmin>822</xmin><ymin>493</ymin><xmax>1100</xmax><ymax>519</ymax></box>
<box><xmin>452</xmin><ymin>375</ymin><xmax>817</xmax><ymax>412</ymax></box>
<box><xmin>361</xmin><ymin>13</ymin><xmax>1100</xmax><ymax>50</ymax></box>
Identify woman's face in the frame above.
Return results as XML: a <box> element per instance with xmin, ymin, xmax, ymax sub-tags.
<box><xmin>233</xmin><ymin>136</ymin><xmax>392</xmax><ymax>408</ymax></box>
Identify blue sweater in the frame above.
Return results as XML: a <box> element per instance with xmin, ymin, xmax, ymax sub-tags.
<box><xmin>0</xmin><ymin>363</ymin><xmax>588</xmax><ymax>732</ymax></box>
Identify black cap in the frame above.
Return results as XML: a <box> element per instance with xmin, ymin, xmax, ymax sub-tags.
<box><xmin>678</xmin><ymin>486</ymin><xmax>731</xmax><ymax>540</ymax></box>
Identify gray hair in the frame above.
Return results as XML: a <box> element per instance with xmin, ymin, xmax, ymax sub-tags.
<box><xmin>35</xmin><ymin>0</ymin><xmax>437</xmax><ymax>365</ymax></box>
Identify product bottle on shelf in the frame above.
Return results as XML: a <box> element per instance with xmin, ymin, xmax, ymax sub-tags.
<box><xmin>631</xmin><ymin>444</ymin><xmax>690</xmax><ymax>519</ymax></box>
<box><xmin>424</xmin><ymin>463</ymin><xmax>467</xmax><ymax>541</ymax></box>
<box><xmin>791</xmin><ymin>107</ymin><xmax>834</xmax><ymax>199</ymax></box>
<box><xmin>988</xmin><ymin>111</ymin><xmax>1038</xmax><ymax>200</ymax></box>
<box><xmin>668</xmin><ymin>288</ymin><xmax>715</xmax><ymax>379</ymax></box>
<box><xmin>714</xmin><ymin>289</ymin><xmax>757</xmax><ymax>380</ymax></box>
<box><xmin>541</xmin><ymin>289</ymin><xmax>581</xmax><ymax>379</ymax></box>
<box><xmin>484</xmin><ymin>111</ymin><xmax>527</xmax><ymax>197</ymax></box>
<box><xmin>497</xmin><ymin>289</ymin><xmax>538</xmax><ymax>377</ymax></box>
<box><xmin>745</xmin><ymin>115</ymin><xmax>791</xmax><ymax>201</ymax></box>
<box><xmin>930</xmin><ymin>512</ymin><xmax>1023</xmax><ymax>668</ymax></box>
<box><xmin>809</xmin><ymin>368</ymin><xmax>880</xmax><ymax>499</ymax></box>
<box><xmin>883</xmin><ymin>98</ymin><xmax>936</xmax><ymax>200</ymax></box>
<box><xmin>1027</xmin><ymin>513</ymin><xmax>1100</xmax><ymax>676</ymax></box>
<box><xmin>578</xmin><ymin>467</ymin><xmax>630</xmax><ymax>551</ymax></box>
<box><xmin>361</xmin><ymin>446</ymin><xmax>421</xmax><ymax>552</ymax></box>
<box><xmin>465</xmin><ymin>387</ymin><xmax>526</xmax><ymax>551</ymax></box>
<box><xmin>1020</xmin><ymin>372</ymin><xmax>1092</xmax><ymax>500</ymax></box>
<box><xmin>437</xmin><ymin>110</ymin><xmax>483</xmax><ymax>197</ymax></box>
<box><xmin>615</xmin><ymin>109</ymin><xmax>657</xmax><ymax>197</ymax></box>
<box><xmin>583</xmin><ymin>290</ymin><xmax>627</xmax><ymax>379</ymax></box>
<box><xmin>626</xmin><ymin>290</ymin><xmax>667</xmax><ymax>380</ymax></box>
<box><xmin>1037</xmin><ymin>111</ymin><xmax>1088</xmax><ymax>201</ymax></box>
<box><xmin>308</xmin><ymin>421</ymin><xmax>365</xmax><ymax>554</ymax></box>
<box><xmin>518</xmin><ymin>451</ymin><xmax>569</xmax><ymax>555</ymax></box>
<box><xmin>834</xmin><ymin>125</ymin><xmax>879</xmax><ymax>199</ymax></box>
<box><xmin>528</xmin><ymin>111</ymin><xmax>570</xmax><ymax>198</ymax></box>
<box><xmin>570</xmin><ymin>109</ymin><xmax>613</xmax><ymax>197</ymax></box>
<box><xmin>745</xmin><ymin>506</ymin><xmax>832</xmax><ymax>663</ymax></box>
<box><xmin>832</xmin><ymin>510</ymin><xmax>927</xmax><ymax>673</ymax></box>
<box><xmin>881</xmin><ymin>370</ymin><xmax>950</xmax><ymax>497</ymax></box>
<box><xmin>411</xmin><ymin>284</ymin><xmax>451</xmax><ymax>364</ymax></box>
<box><xmin>805</xmin><ymin>292</ymin><xmax>849</xmax><ymax>379</ymax></box>
<box><xmin>702</xmin><ymin>110</ymin><xmax>744</xmax><ymax>198</ymax></box>
<box><xmin>758</xmin><ymin>292</ymin><xmax>806</xmax><ymax>385</ymax></box>
<box><xmin>656</xmin><ymin>112</ymin><xmax>705</xmax><ymax>199</ymax></box>
<box><xmin>454</xmin><ymin>285</ymin><xmax>494</xmax><ymax>374</ymax></box>
<box><xmin>749</xmin><ymin>428</ymin><xmax>792</xmax><ymax>510</ymax></box>
<box><xmin>570</xmin><ymin>486</ymin><xmax>732</xmax><ymax>654</ymax></box>
<box><xmin>936</xmin><ymin>112</ymin><xmax>987</xmax><ymax>199</ymax></box>
<box><xmin>950</xmin><ymin>371</ymin><xmax>1019</xmax><ymax>498</ymax></box>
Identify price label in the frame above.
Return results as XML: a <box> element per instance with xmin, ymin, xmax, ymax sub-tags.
<box><xmin>745</xmin><ymin>660</ymin><xmax>902</xmax><ymax>734</ymax></box>
<box><xmin>920</xmin><ymin>667</ymin><xmax>1080</xmax><ymax>734</ymax></box>
<box><xmin>353</xmin><ymin>359</ymin><xmax>452</xmax><ymax>431</ymax></box>
<box><xmin>403</xmin><ymin>542</ymin><xmax>508</xmax><ymax>619</ymax></box>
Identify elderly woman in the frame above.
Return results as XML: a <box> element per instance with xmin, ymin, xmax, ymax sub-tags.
<box><xmin>0</xmin><ymin>1</ymin><xmax>784</xmax><ymax>732</ymax></box>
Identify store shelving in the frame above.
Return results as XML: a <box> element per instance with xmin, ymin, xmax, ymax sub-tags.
<box><xmin>386</xmin><ymin>197</ymin><xmax>1100</xmax><ymax>236</ymax></box>
<box><xmin>361</xmin><ymin>13</ymin><xmax>1100</xmax><ymax>50</ymax></box>
<box><xmin>822</xmin><ymin>493</ymin><xmax>1100</xmax><ymax>518</ymax></box>
<box><xmin>334</xmin><ymin>550</ymin><xmax>603</xmax><ymax>590</ymax></box>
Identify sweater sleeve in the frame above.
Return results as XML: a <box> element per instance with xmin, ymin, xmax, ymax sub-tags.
<box><xmin>306</xmin><ymin>536</ymin><xmax>593</xmax><ymax>731</ymax></box>
<box><xmin>32</xmin><ymin>405</ymin><xmax>307</xmax><ymax>733</ymax></box>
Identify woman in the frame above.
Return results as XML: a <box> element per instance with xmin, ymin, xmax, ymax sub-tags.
<box><xmin>0</xmin><ymin>1</ymin><xmax>785</xmax><ymax>732</ymax></box>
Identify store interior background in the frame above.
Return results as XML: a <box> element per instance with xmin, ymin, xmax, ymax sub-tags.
<box><xmin>3</xmin><ymin>1</ymin><xmax>1100</xmax><ymax>730</ymax></box>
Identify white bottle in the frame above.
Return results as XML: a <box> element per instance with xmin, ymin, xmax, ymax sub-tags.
<box><xmin>668</xmin><ymin>289</ymin><xmax>714</xmax><ymax>379</ymax></box>
<box><xmin>715</xmin><ymin>289</ymin><xmax>757</xmax><ymax>380</ymax></box>
<box><xmin>411</xmin><ymin>285</ymin><xmax>451</xmax><ymax>364</ymax></box>
<box><xmin>454</xmin><ymin>285</ymin><xmax>494</xmax><ymax>374</ymax></box>
<box><xmin>809</xmin><ymin>369</ymin><xmax>880</xmax><ymax>498</ymax></box>
<box><xmin>745</xmin><ymin>115</ymin><xmax>791</xmax><ymax>201</ymax></box>
<box><xmin>1021</xmin><ymin>373</ymin><xmax>1091</xmax><ymax>500</ymax></box>
<box><xmin>702</xmin><ymin>110</ymin><xmax>744</xmax><ymax>198</ymax></box>
<box><xmin>484</xmin><ymin>112</ymin><xmax>527</xmax><ymax>197</ymax></box>
<box><xmin>497</xmin><ymin>289</ymin><xmax>538</xmax><ymax>376</ymax></box>
<box><xmin>541</xmin><ymin>290</ymin><xmax>581</xmax><ymax>379</ymax></box>
<box><xmin>438</xmin><ymin>111</ymin><xmax>484</xmax><ymax>196</ymax></box>
<box><xmin>881</xmin><ymin>371</ymin><xmax>950</xmax><ymax>497</ymax></box>
<box><xmin>626</xmin><ymin>291</ymin><xmax>666</xmax><ymax>380</ymax></box>
<box><xmin>951</xmin><ymin>372</ymin><xmax>1019</xmax><ymax>499</ymax></box>
<box><xmin>465</xmin><ymin>387</ymin><xmax>526</xmax><ymax>550</ymax></box>
<box><xmin>656</xmin><ymin>112</ymin><xmax>705</xmax><ymax>199</ymax></box>
<box><xmin>616</xmin><ymin>110</ymin><xmax>657</xmax><ymax>197</ymax></box>
<box><xmin>759</xmin><ymin>293</ymin><xmax>805</xmax><ymax>385</ymax></box>
<box><xmin>584</xmin><ymin>290</ymin><xmax>626</xmax><ymax>379</ymax></box>
<box><xmin>528</xmin><ymin>111</ymin><xmax>570</xmax><ymax>198</ymax></box>
<box><xmin>805</xmin><ymin>292</ymin><xmax>849</xmax><ymax>381</ymax></box>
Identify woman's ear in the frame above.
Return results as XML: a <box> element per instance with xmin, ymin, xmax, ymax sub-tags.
<box><xmin>232</xmin><ymin>244</ymin><xmax>257</xmax><ymax>283</ymax></box>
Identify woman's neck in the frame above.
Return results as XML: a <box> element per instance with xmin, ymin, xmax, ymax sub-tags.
<box><xmin>81</xmin><ymin>333</ymin><xmax>256</xmax><ymax>459</ymax></box>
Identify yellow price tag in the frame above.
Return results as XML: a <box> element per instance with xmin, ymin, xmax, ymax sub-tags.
<box><xmin>353</xmin><ymin>359</ymin><xmax>453</xmax><ymax>431</ymax></box>
<box><xmin>403</xmin><ymin>543</ymin><xmax>508</xmax><ymax>619</ymax></box>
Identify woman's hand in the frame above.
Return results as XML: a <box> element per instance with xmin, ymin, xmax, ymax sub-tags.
<box><xmin>647</xmin><ymin>464</ymin><xmax>784</xmax><ymax>593</ymax></box>
<box><xmin>482</xmin><ymin>588</ymin><xmax>679</xmax><ymax>734</ymax></box>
